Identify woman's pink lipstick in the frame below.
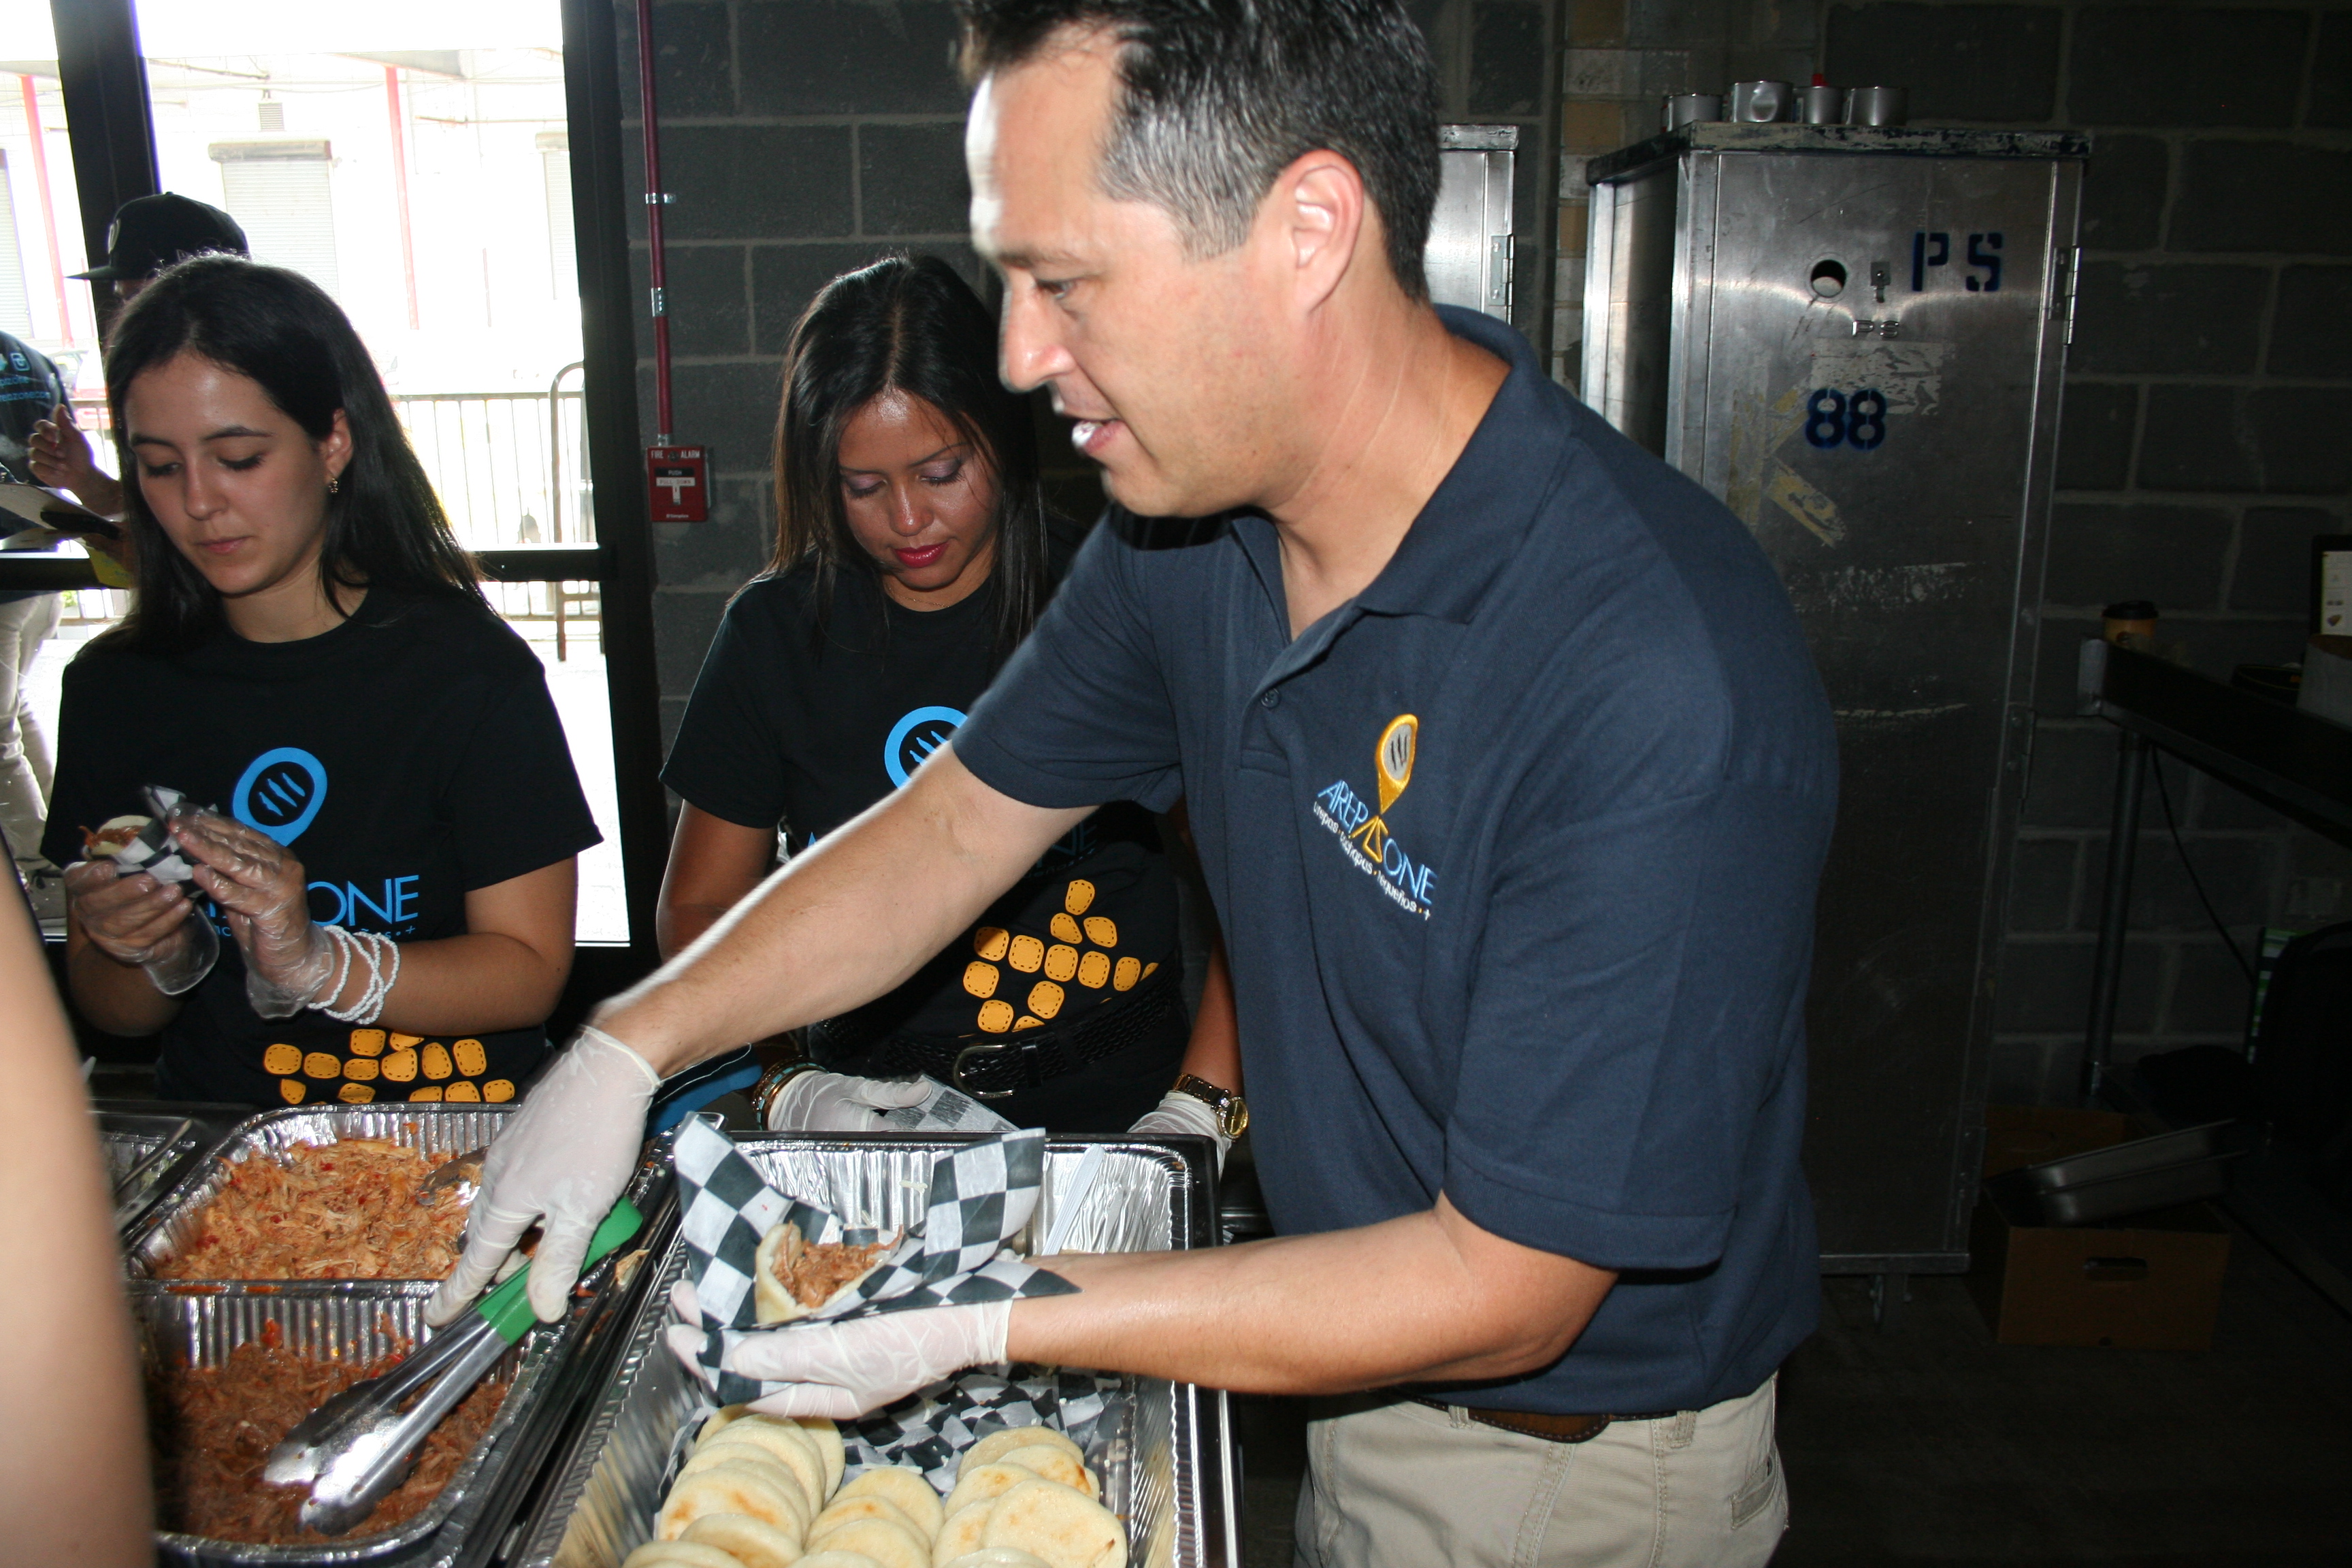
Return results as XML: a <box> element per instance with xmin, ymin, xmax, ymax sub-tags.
<box><xmin>893</xmin><ymin>542</ymin><xmax>949</xmax><ymax>568</ymax></box>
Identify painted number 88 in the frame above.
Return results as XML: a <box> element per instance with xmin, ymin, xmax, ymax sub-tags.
<box><xmin>1804</xmin><ymin>388</ymin><xmax>1888</xmax><ymax>451</ymax></box>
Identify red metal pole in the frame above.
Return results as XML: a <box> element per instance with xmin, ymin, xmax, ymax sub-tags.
<box><xmin>635</xmin><ymin>0</ymin><xmax>672</xmax><ymax>444</ymax></box>
<box><xmin>18</xmin><ymin>76</ymin><xmax>72</xmax><ymax>346</ymax></box>
<box><xmin>384</xmin><ymin>67</ymin><xmax>421</xmax><ymax>330</ymax></box>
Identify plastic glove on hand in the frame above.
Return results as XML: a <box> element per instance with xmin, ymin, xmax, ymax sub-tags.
<box><xmin>170</xmin><ymin>808</ymin><xmax>337</xmax><ymax>1016</ymax></box>
<box><xmin>426</xmin><ymin>1025</ymin><xmax>662</xmax><ymax>1326</ymax></box>
<box><xmin>63</xmin><ymin>858</ymin><xmax>197</xmax><ymax>967</ymax></box>
<box><xmin>764</xmin><ymin>1070</ymin><xmax>933</xmax><ymax>1132</ymax></box>
<box><xmin>1130</xmin><ymin>1088</ymin><xmax>1232</xmax><ymax>1171</ymax></box>
<box><xmin>664</xmin><ymin>1287</ymin><xmax>1011</xmax><ymax>1419</ymax></box>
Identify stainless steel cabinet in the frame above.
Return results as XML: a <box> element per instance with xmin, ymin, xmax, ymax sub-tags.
<box><xmin>1429</xmin><ymin>124</ymin><xmax>1516</xmax><ymax>321</ymax></box>
<box><xmin>1582</xmin><ymin>123</ymin><xmax>2087</xmax><ymax>1273</ymax></box>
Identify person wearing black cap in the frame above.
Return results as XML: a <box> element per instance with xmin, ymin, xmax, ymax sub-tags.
<box><xmin>29</xmin><ymin>193</ymin><xmax>249</xmax><ymax>519</ymax></box>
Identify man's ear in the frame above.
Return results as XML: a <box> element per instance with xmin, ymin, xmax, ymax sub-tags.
<box><xmin>1269</xmin><ymin>150</ymin><xmax>1367</xmax><ymax>310</ymax></box>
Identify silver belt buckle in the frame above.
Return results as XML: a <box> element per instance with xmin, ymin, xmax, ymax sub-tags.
<box><xmin>952</xmin><ymin>1040</ymin><xmax>1018</xmax><ymax>1100</ymax></box>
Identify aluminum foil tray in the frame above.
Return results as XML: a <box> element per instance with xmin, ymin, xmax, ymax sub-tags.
<box><xmin>141</xmin><ymin>1283</ymin><xmax>547</xmax><ymax>1567</ymax></box>
<box><xmin>513</xmin><ymin>1134</ymin><xmax>1238</xmax><ymax>1568</ymax></box>
<box><xmin>122</xmin><ymin>1105</ymin><xmax>517</xmax><ymax>1281</ymax></box>
<box><xmin>98</xmin><ymin>1110</ymin><xmax>206</xmax><ymax>1230</ymax></box>
<box><xmin>137</xmin><ymin>1132</ymin><xmax>685</xmax><ymax>1568</ymax></box>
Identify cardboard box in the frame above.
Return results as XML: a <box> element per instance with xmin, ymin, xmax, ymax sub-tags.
<box><xmin>1969</xmin><ymin>1106</ymin><xmax>2231</xmax><ymax>1350</ymax></box>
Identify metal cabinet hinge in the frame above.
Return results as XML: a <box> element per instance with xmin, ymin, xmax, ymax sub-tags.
<box><xmin>1488</xmin><ymin>234</ymin><xmax>1516</xmax><ymax>311</ymax></box>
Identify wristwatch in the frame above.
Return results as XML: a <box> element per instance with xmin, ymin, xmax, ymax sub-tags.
<box><xmin>748</xmin><ymin>1057</ymin><xmax>821</xmax><ymax>1127</ymax></box>
<box><xmin>1171</xmin><ymin>1073</ymin><xmax>1249</xmax><ymax>1139</ymax></box>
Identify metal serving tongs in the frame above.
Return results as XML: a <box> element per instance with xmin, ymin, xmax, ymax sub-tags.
<box><xmin>264</xmin><ymin>1200</ymin><xmax>644</xmax><ymax>1537</ymax></box>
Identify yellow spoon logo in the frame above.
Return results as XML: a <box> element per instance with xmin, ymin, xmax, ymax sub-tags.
<box><xmin>1377</xmin><ymin>715</ymin><xmax>1418</xmax><ymax>814</ymax></box>
<box><xmin>1350</xmin><ymin>715</ymin><xmax>1419</xmax><ymax>862</ymax></box>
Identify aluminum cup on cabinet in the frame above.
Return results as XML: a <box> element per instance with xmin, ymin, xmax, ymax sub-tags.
<box><xmin>1729</xmin><ymin>80</ymin><xmax>1795</xmax><ymax>122</ymax></box>
<box><xmin>1661</xmin><ymin>93</ymin><xmax>1722</xmax><ymax>131</ymax></box>
<box><xmin>1845</xmin><ymin>85</ymin><xmax>1910</xmax><ymax>125</ymax></box>
<box><xmin>1798</xmin><ymin>84</ymin><xmax>1844</xmax><ymax>124</ymax></box>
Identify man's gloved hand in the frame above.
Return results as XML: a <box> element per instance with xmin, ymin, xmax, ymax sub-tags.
<box><xmin>764</xmin><ymin>1069</ymin><xmax>932</xmax><ymax>1132</ymax></box>
<box><xmin>171</xmin><ymin>809</ymin><xmax>337</xmax><ymax>1017</ymax></box>
<box><xmin>663</xmin><ymin>1280</ymin><xmax>1011</xmax><ymax>1418</ymax></box>
<box><xmin>1130</xmin><ymin>1088</ymin><xmax>1233</xmax><ymax>1171</ymax></box>
<box><xmin>426</xmin><ymin>1025</ymin><xmax>663</xmax><ymax>1326</ymax></box>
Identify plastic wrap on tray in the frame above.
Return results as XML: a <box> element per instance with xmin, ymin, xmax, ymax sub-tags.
<box><xmin>124</xmin><ymin>1106</ymin><xmax>517</xmax><ymax>1281</ymax></box>
<box><xmin>98</xmin><ymin>1111</ymin><xmax>206</xmax><ymax>1230</ymax></box>
<box><xmin>513</xmin><ymin>1136</ymin><xmax>1236</xmax><ymax>1568</ymax></box>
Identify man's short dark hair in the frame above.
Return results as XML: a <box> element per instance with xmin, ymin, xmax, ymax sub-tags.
<box><xmin>959</xmin><ymin>0</ymin><xmax>1440</xmax><ymax>300</ymax></box>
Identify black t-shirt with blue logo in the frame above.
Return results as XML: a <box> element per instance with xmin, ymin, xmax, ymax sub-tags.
<box><xmin>660</xmin><ymin>559</ymin><xmax>1177</xmax><ymax>1048</ymax></box>
<box><xmin>43</xmin><ymin>587</ymin><xmax>601</xmax><ymax>1105</ymax></box>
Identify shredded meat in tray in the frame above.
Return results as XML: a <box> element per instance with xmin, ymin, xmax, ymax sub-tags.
<box><xmin>777</xmin><ymin>1224</ymin><xmax>894</xmax><ymax>1307</ymax></box>
<box><xmin>150</xmin><ymin>1325</ymin><xmax>509</xmax><ymax>1545</ymax></box>
<box><xmin>156</xmin><ymin>1138</ymin><xmax>470</xmax><ymax>1280</ymax></box>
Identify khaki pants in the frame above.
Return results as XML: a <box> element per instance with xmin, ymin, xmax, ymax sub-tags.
<box><xmin>1293</xmin><ymin>1376</ymin><xmax>1786</xmax><ymax>1568</ymax></box>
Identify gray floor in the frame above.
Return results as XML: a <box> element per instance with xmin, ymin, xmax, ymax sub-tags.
<box><xmin>1230</xmin><ymin>1230</ymin><xmax>2352</xmax><ymax>1565</ymax></box>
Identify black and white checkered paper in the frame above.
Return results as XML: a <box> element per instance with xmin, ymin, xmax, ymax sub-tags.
<box><xmin>99</xmin><ymin>785</ymin><xmax>199</xmax><ymax>883</ymax></box>
<box><xmin>669</xmin><ymin>1118</ymin><xmax>1078</xmax><ymax>1407</ymax></box>
<box><xmin>839</xmin><ymin>1367</ymin><xmax>1126</xmax><ymax>1494</ymax></box>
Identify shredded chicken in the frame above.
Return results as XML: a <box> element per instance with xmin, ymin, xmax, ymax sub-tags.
<box><xmin>149</xmin><ymin>1326</ymin><xmax>509</xmax><ymax>1545</ymax></box>
<box><xmin>154</xmin><ymin>1139</ymin><xmax>472</xmax><ymax>1280</ymax></box>
<box><xmin>82</xmin><ymin>818</ymin><xmax>147</xmax><ymax>856</ymax></box>
<box><xmin>773</xmin><ymin>1223</ymin><xmax>895</xmax><ymax>1308</ymax></box>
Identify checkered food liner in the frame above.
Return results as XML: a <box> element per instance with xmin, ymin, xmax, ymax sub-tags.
<box><xmin>670</xmin><ymin>1118</ymin><xmax>1077</xmax><ymax>1405</ymax></box>
<box><xmin>93</xmin><ymin>785</ymin><xmax>199</xmax><ymax>882</ymax></box>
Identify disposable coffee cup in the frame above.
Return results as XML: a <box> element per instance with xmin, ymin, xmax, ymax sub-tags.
<box><xmin>1845</xmin><ymin>85</ymin><xmax>1909</xmax><ymax>126</ymax></box>
<box><xmin>1799</xmin><ymin>84</ymin><xmax>1844</xmax><ymax>125</ymax></box>
<box><xmin>1662</xmin><ymin>93</ymin><xmax>1722</xmax><ymax>131</ymax></box>
<box><xmin>1729</xmin><ymin>80</ymin><xmax>1795</xmax><ymax>122</ymax></box>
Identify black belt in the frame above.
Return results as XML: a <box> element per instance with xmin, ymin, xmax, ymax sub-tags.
<box><xmin>1413</xmin><ymin>1400</ymin><xmax>1682</xmax><ymax>1443</ymax></box>
<box><xmin>810</xmin><ymin>962</ymin><xmax>1185</xmax><ymax>1100</ymax></box>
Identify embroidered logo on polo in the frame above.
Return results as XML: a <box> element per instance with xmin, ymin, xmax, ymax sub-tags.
<box><xmin>1311</xmin><ymin>713</ymin><xmax>1437</xmax><ymax>919</ymax></box>
<box><xmin>885</xmin><ymin>705</ymin><xmax>966</xmax><ymax>787</ymax></box>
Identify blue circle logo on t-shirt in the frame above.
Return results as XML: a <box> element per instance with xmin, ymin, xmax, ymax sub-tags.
<box><xmin>233</xmin><ymin>747</ymin><xmax>329</xmax><ymax>845</ymax></box>
<box><xmin>884</xmin><ymin>706</ymin><xmax>965</xmax><ymax>788</ymax></box>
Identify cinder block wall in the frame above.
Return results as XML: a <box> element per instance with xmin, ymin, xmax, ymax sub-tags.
<box><xmin>1815</xmin><ymin>1</ymin><xmax>2352</xmax><ymax>1101</ymax></box>
<box><xmin>614</xmin><ymin>0</ymin><xmax>1564</xmax><ymax>762</ymax></box>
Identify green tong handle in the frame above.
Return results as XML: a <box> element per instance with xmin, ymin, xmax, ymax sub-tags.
<box><xmin>474</xmin><ymin>1199</ymin><xmax>644</xmax><ymax>1345</ymax></box>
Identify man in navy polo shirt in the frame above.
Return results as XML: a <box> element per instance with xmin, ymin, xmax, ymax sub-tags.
<box><xmin>440</xmin><ymin>0</ymin><xmax>1836</xmax><ymax>1561</ymax></box>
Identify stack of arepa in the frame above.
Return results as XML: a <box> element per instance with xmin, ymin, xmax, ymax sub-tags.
<box><xmin>622</xmin><ymin>1408</ymin><xmax>1125</xmax><ymax>1568</ymax></box>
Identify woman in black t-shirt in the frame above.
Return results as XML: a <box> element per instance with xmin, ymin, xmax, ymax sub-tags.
<box><xmin>46</xmin><ymin>257</ymin><xmax>598</xmax><ymax>1106</ymax></box>
<box><xmin>660</xmin><ymin>255</ymin><xmax>1241</xmax><ymax>1139</ymax></box>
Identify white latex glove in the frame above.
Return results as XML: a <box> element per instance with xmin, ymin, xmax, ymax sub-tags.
<box><xmin>764</xmin><ymin>1069</ymin><xmax>933</xmax><ymax>1132</ymax></box>
<box><xmin>426</xmin><ymin>1024</ymin><xmax>662</xmax><ymax>1326</ymax></box>
<box><xmin>1130</xmin><ymin>1089</ymin><xmax>1233</xmax><ymax>1171</ymax></box>
<box><xmin>664</xmin><ymin>1279</ymin><xmax>1011</xmax><ymax>1418</ymax></box>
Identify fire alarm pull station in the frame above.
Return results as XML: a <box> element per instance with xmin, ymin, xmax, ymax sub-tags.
<box><xmin>647</xmin><ymin>446</ymin><xmax>708</xmax><ymax>522</ymax></box>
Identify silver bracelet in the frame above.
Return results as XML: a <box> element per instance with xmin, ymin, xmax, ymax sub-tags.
<box><xmin>313</xmin><ymin>926</ymin><xmax>402</xmax><ymax>1026</ymax></box>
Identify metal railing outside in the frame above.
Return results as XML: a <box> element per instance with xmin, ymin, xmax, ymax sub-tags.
<box><xmin>66</xmin><ymin>361</ymin><xmax>591</xmax><ymax>555</ymax></box>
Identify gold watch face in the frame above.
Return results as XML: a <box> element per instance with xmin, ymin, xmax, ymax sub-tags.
<box><xmin>1220</xmin><ymin>1097</ymin><xmax>1249</xmax><ymax>1140</ymax></box>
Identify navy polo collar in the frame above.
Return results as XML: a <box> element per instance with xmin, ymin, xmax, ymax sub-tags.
<box><xmin>1228</xmin><ymin>305</ymin><xmax>1571</xmax><ymax>652</ymax></box>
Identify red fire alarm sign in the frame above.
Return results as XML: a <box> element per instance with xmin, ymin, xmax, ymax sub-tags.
<box><xmin>647</xmin><ymin>446</ymin><xmax>708</xmax><ymax>521</ymax></box>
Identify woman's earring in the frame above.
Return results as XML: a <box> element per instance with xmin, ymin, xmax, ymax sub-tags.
<box><xmin>327</xmin><ymin>476</ymin><xmax>340</xmax><ymax>495</ymax></box>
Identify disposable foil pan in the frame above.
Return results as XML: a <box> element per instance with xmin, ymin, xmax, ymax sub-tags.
<box><xmin>512</xmin><ymin>1134</ymin><xmax>1239</xmax><ymax>1568</ymax></box>
<box><xmin>138</xmin><ymin>1138</ymin><xmax>685</xmax><ymax>1568</ymax></box>
<box><xmin>140</xmin><ymin>1283</ymin><xmax>544</xmax><ymax>1567</ymax></box>
<box><xmin>98</xmin><ymin>1110</ymin><xmax>205</xmax><ymax>1230</ymax></box>
<box><xmin>123</xmin><ymin>1105</ymin><xmax>517</xmax><ymax>1281</ymax></box>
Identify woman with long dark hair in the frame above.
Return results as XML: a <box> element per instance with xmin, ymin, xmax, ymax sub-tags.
<box><xmin>659</xmin><ymin>255</ymin><xmax>1241</xmax><ymax>1141</ymax></box>
<box><xmin>43</xmin><ymin>256</ymin><xmax>599</xmax><ymax>1106</ymax></box>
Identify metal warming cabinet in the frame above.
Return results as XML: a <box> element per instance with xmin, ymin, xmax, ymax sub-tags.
<box><xmin>1581</xmin><ymin>124</ymin><xmax>2086</xmax><ymax>1284</ymax></box>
